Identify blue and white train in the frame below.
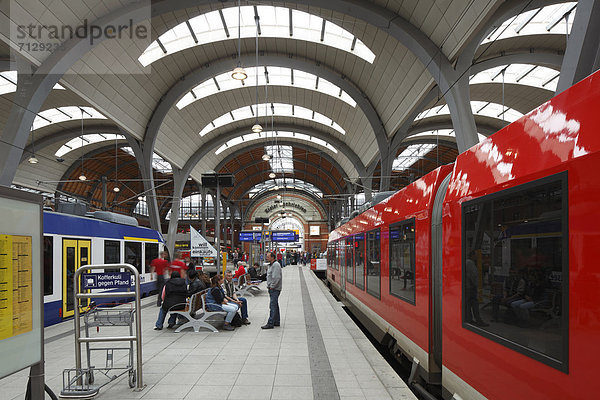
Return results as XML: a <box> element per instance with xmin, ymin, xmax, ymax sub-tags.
<box><xmin>43</xmin><ymin>211</ymin><xmax>164</xmax><ymax>326</ymax></box>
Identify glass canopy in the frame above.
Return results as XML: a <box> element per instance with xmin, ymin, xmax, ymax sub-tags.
<box><xmin>139</xmin><ymin>6</ymin><xmax>375</xmax><ymax>67</ymax></box>
<box><xmin>248</xmin><ymin>178</ymin><xmax>323</xmax><ymax>198</ymax></box>
<box><xmin>201</xmin><ymin>103</ymin><xmax>345</xmax><ymax>136</ymax></box>
<box><xmin>55</xmin><ymin>133</ymin><xmax>125</xmax><ymax>157</ymax></box>
<box><xmin>215</xmin><ymin>131</ymin><xmax>337</xmax><ymax>155</ymax></box>
<box><xmin>177</xmin><ymin>66</ymin><xmax>357</xmax><ymax>109</ymax></box>
<box><xmin>481</xmin><ymin>2</ymin><xmax>576</xmax><ymax>44</ymax></box>
<box><xmin>122</xmin><ymin>147</ymin><xmax>172</xmax><ymax>173</ymax></box>
<box><xmin>33</xmin><ymin>106</ymin><xmax>106</xmax><ymax>131</ymax></box>
<box><xmin>392</xmin><ymin>143</ymin><xmax>436</xmax><ymax>171</ymax></box>
<box><xmin>416</xmin><ymin>101</ymin><xmax>524</xmax><ymax>123</ymax></box>
<box><xmin>1</xmin><ymin>70</ymin><xmax>65</xmax><ymax>95</ymax></box>
<box><xmin>470</xmin><ymin>63</ymin><xmax>560</xmax><ymax>92</ymax></box>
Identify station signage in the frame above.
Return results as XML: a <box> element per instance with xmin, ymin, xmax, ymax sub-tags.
<box><xmin>82</xmin><ymin>272</ymin><xmax>132</xmax><ymax>289</ymax></box>
<box><xmin>239</xmin><ymin>231</ymin><xmax>261</xmax><ymax>242</ymax></box>
<box><xmin>271</xmin><ymin>230</ymin><xmax>297</xmax><ymax>242</ymax></box>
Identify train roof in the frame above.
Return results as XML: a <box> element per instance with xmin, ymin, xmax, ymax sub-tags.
<box><xmin>43</xmin><ymin>211</ymin><xmax>164</xmax><ymax>242</ymax></box>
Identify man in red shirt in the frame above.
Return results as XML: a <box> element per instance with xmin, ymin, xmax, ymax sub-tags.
<box><xmin>150</xmin><ymin>251</ymin><xmax>170</xmax><ymax>307</ymax></box>
<box><xmin>170</xmin><ymin>251</ymin><xmax>188</xmax><ymax>280</ymax></box>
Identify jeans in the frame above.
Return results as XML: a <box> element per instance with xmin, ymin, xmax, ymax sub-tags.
<box><xmin>268</xmin><ymin>288</ymin><xmax>281</xmax><ymax>326</ymax></box>
<box><xmin>207</xmin><ymin>302</ymin><xmax>239</xmax><ymax>323</ymax></box>
<box><xmin>238</xmin><ymin>297</ymin><xmax>248</xmax><ymax>319</ymax></box>
<box><xmin>155</xmin><ymin>306</ymin><xmax>177</xmax><ymax>328</ymax></box>
<box><xmin>156</xmin><ymin>274</ymin><xmax>165</xmax><ymax>306</ymax></box>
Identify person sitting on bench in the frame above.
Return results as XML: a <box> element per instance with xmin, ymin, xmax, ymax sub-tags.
<box><xmin>205</xmin><ymin>274</ymin><xmax>239</xmax><ymax>331</ymax></box>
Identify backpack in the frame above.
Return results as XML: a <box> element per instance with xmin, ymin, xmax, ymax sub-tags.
<box><xmin>231</xmin><ymin>311</ymin><xmax>243</xmax><ymax>327</ymax></box>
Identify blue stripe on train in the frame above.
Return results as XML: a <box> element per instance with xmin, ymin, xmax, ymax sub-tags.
<box><xmin>43</xmin><ymin>211</ymin><xmax>164</xmax><ymax>241</ymax></box>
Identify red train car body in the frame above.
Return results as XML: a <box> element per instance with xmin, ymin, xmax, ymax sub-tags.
<box><xmin>327</xmin><ymin>70</ymin><xmax>600</xmax><ymax>399</ymax></box>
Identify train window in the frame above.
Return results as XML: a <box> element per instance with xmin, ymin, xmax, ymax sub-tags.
<box><xmin>345</xmin><ymin>237</ymin><xmax>354</xmax><ymax>284</ymax></box>
<box><xmin>366</xmin><ymin>229</ymin><xmax>381</xmax><ymax>298</ymax></box>
<box><xmin>354</xmin><ymin>233</ymin><xmax>365</xmax><ymax>290</ymax></box>
<box><xmin>124</xmin><ymin>241</ymin><xmax>143</xmax><ymax>273</ymax></box>
<box><xmin>43</xmin><ymin>236</ymin><xmax>53</xmax><ymax>296</ymax></box>
<box><xmin>145</xmin><ymin>243</ymin><xmax>159</xmax><ymax>274</ymax></box>
<box><xmin>462</xmin><ymin>173</ymin><xmax>568</xmax><ymax>371</ymax></box>
<box><xmin>389</xmin><ymin>219</ymin><xmax>416</xmax><ymax>304</ymax></box>
<box><xmin>338</xmin><ymin>240</ymin><xmax>344</xmax><ymax>271</ymax></box>
<box><xmin>104</xmin><ymin>240</ymin><xmax>121</xmax><ymax>272</ymax></box>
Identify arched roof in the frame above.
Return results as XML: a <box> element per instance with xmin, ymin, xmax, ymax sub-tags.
<box><xmin>2</xmin><ymin>0</ymin><xmax>587</xmax><ymax>230</ymax></box>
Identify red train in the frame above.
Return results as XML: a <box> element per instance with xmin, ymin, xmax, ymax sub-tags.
<box><xmin>327</xmin><ymin>70</ymin><xmax>600</xmax><ymax>399</ymax></box>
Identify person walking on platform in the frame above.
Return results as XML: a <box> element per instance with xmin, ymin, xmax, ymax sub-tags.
<box><xmin>170</xmin><ymin>251</ymin><xmax>188</xmax><ymax>279</ymax></box>
<box><xmin>150</xmin><ymin>251</ymin><xmax>170</xmax><ymax>306</ymax></box>
<box><xmin>262</xmin><ymin>251</ymin><xmax>282</xmax><ymax>329</ymax></box>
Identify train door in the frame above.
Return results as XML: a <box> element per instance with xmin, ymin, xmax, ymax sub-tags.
<box><xmin>430</xmin><ymin>173</ymin><xmax>451</xmax><ymax>380</ymax></box>
<box><xmin>62</xmin><ymin>239</ymin><xmax>91</xmax><ymax>318</ymax></box>
<box><xmin>339</xmin><ymin>240</ymin><xmax>346</xmax><ymax>296</ymax></box>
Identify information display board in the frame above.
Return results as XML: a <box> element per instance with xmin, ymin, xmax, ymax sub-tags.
<box><xmin>271</xmin><ymin>230</ymin><xmax>296</xmax><ymax>242</ymax></box>
<box><xmin>0</xmin><ymin>187</ymin><xmax>42</xmax><ymax>380</ymax></box>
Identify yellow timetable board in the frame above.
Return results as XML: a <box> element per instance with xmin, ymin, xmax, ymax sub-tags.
<box><xmin>0</xmin><ymin>234</ymin><xmax>33</xmax><ymax>341</ymax></box>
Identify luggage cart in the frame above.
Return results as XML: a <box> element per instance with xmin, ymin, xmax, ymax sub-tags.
<box><xmin>61</xmin><ymin>264</ymin><xmax>144</xmax><ymax>398</ymax></box>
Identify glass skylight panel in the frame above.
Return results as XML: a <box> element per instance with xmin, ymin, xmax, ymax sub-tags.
<box><xmin>32</xmin><ymin>106</ymin><xmax>106</xmax><ymax>131</ymax></box>
<box><xmin>470</xmin><ymin>64</ymin><xmax>560</xmax><ymax>92</ymax></box>
<box><xmin>393</xmin><ymin>143</ymin><xmax>436</xmax><ymax>171</ymax></box>
<box><xmin>55</xmin><ymin>133</ymin><xmax>125</xmax><ymax>157</ymax></box>
<box><xmin>199</xmin><ymin>103</ymin><xmax>345</xmax><ymax>136</ymax></box>
<box><xmin>407</xmin><ymin>129</ymin><xmax>487</xmax><ymax>143</ymax></box>
<box><xmin>481</xmin><ymin>2</ymin><xmax>576</xmax><ymax>44</ymax></box>
<box><xmin>1</xmin><ymin>71</ymin><xmax>65</xmax><ymax>95</ymax></box>
<box><xmin>248</xmin><ymin>178</ymin><xmax>323</xmax><ymax>198</ymax></box>
<box><xmin>267</xmin><ymin>145</ymin><xmax>294</xmax><ymax>173</ymax></box>
<box><xmin>138</xmin><ymin>6</ymin><xmax>376</xmax><ymax>67</ymax></box>
<box><xmin>176</xmin><ymin>66</ymin><xmax>356</xmax><ymax>109</ymax></box>
<box><xmin>415</xmin><ymin>101</ymin><xmax>523</xmax><ymax>123</ymax></box>
<box><xmin>122</xmin><ymin>147</ymin><xmax>172</xmax><ymax>173</ymax></box>
<box><xmin>215</xmin><ymin>131</ymin><xmax>338</xmax><ymax>155</ymax></box>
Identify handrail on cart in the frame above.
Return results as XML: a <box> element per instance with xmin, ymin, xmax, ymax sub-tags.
<box><xmin>73</xmin><ymin>264</ymin><xmax>144</xmax><ymax>392</ymax></box>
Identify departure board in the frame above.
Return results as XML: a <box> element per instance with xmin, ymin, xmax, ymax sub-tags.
<box><xmin>0</xmin><ymin>187</ymin><xmax>42</xmax><ymax>380</ymax></box>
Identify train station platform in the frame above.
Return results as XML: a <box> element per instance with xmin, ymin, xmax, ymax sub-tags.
<box><xmin>1</xmin><ymin>266</ymin><xmax>415</xmax><ymax>400</ymax></box>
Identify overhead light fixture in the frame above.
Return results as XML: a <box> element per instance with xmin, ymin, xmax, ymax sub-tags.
<box><xmin>269</xmin><ymin>172</ymin><xmax>276</xmax><ymax>179</ymax></box>
<box><xmin>232</xmin><ymin>66</ymin><xmax>247</xmax><ymax>81</ymax></box>
<box><xmin>262</xmin><ymin>153</ymin><xmax>271</xmax><ymax>161</ymax></box>
<box><xmin>137</xmin><ymin>196</ymin><xmax>144</xmax><ymax>201</ymax></box>
<box><xmin>113</xmin><ymin>187</ymin><xmax>120</xmax><ymax>193</ymax></box>
<box><xmin>28</xmin><ymin>128</ymin><xmax>38</xmax><ymax>164</ymax></box>
<box><xmin>78</xmin><ymin>109</ymin><xmax>86</xmax><ymax>182</ymax></box>
<box><xmin>252</xmin><ymin>123</ymin><xmax>263</xmax><ymax>133</ymax></box>
<box><xmin>231</xmin><ymin>0</ymin><xmax>247</xmax><ymax>81</ymax></box>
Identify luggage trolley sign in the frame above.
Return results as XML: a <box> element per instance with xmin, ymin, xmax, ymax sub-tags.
<box><xmin>82</xmin><ymin>272</ymin><xmax>132</xmax><ymax>289</ymax></box>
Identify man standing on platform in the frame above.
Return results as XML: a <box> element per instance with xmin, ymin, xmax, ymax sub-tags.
<box><xmin>150</xmin><ymin>251</ymin><xmax>170</xmax><ymax>306</ymax></box>
<box><xmin>262</xmin><ymin>251</ymin><xmax>282</xmax><ymax>329</ymax></box>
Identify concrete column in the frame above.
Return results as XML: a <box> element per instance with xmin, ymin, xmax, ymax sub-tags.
<box><xmin>556</xmin><ymin>0</ymin><xmax>600</xmax><ymax>93</ymax></box>
<box><xmin>166</xmin><ymin>169</ymin><xmax>185</xmax><ymax>257</ymax></box>
<box><xmin>0</xmin><ymin>62</ymin><xmax>54</xmax><ymax>186</ymax></box>
<box><xmin>125</xmin><ymin>137</ymin><xmax>161</xmax><ymax>232</ymax></box>
<box><xmin>201</xmin><ymin>187</ymin><xmax>207</xmax><ymax>236</ymax></box>
<box><xmin>445</xmin><ymin>73</ymin><xmax>479</xmax><ymax>152</ymax></box>
<box><xmin>379</xmin><ymin>146</ymin><xmax>394</xmax><ymax>192</ymax></box>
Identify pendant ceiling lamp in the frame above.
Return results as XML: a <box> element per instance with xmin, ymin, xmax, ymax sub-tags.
<box><xmin>78</xmin><ymin>109</ymin><xmax>86</xmax><ymax>181</ymax></box>
<box><xmin>231</xmin><ymin>0</ymin><xmax>247</xmax><ymax>81</ymax></box>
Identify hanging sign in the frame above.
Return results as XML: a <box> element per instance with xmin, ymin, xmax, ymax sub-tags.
<box><xmin>190</xmin><ymin>226</ymin><xmax>218</xmax><ymax>257</ymax></box>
